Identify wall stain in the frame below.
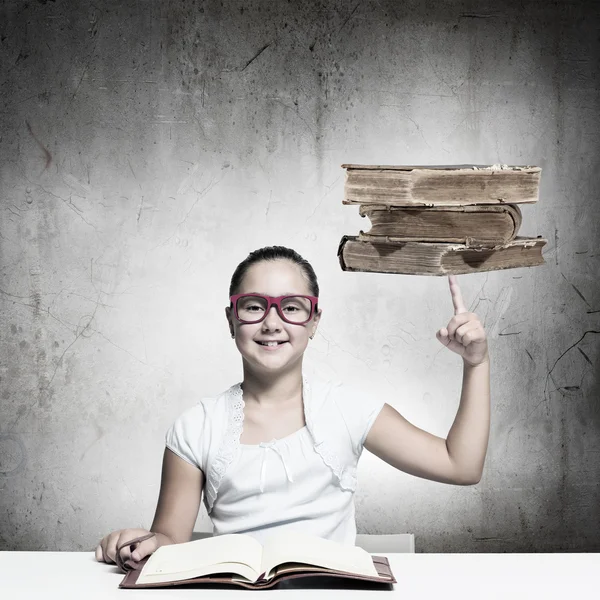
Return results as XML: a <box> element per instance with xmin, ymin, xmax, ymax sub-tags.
<box><xmin>25</xmin><ymin>120</ymin><xmax>52</xmax><ymax>171</ymax></box>
<box><xmin>0</xmin><ymin>433</ymin><xmax>27</xmax><ymax>476</ymax></box>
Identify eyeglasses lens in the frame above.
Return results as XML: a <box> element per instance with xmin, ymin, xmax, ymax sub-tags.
<box><xmin>236</xmin><ymin>296</ymin><xmax>312</xmax><ymax>323</ymax></box>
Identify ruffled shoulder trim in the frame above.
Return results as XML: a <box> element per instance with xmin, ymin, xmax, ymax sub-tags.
<box><xmin>303</xmin><ymin>376</ymin><xmax>357</xmax><ymax>492</ymax></box>
<box><xmin>204</xmin><ymin>382</ymin><xmax>244</xmax><ymax>514</ymax></box>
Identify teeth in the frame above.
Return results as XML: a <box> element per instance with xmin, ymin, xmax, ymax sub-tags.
<box><xmin>261</xmin><ymin>341</ymin><xmax>280</xmax><ymax>346</ymax></box>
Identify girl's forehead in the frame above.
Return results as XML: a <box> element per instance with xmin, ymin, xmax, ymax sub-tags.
<box><xmin>239</xmin><ymin>260</ymin><xmax>311</xmax><ymax>294</ymax></box>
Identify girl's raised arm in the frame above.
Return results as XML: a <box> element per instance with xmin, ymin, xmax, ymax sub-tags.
<box><xmin>363</xmin><ymin>275</ymin><xmax>490</xmax><ymax>486</ymax></box>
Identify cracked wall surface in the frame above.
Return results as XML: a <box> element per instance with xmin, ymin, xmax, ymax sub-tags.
<box><xmin>1</xmin><ymin>0</ymin><xmax>599</xmax><ymax>552</ymax></box>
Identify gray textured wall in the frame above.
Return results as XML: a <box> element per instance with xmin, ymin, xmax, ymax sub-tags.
<box><xmin>1</xmin><ymin>0</ymin><xmax>599</xmax><ymax>553</ymax></box>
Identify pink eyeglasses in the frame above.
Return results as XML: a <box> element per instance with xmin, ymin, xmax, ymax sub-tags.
<box><xmin>230</xmin><ymin>294</ymin><xmax>319</xmax><ymax>325</ymax></box>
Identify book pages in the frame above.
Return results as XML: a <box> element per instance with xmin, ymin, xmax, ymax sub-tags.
<box><xmin>260</xmin><ymin>531</ymin><xmax>379</xmax><ymax>579</ymax></box>
<box><xmin>138</xmin><ymin>561</ymin><xmax>258</xmax><ymax>584</ymax></box>
<box><xmin>136</xmin><ymin>534</ymin><xmax>263</xmax><ymax>584</ymax></box>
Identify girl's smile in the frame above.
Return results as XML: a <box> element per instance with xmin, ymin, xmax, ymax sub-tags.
<box><xmin>256</xmin><ymin>340</ymin><xmax>288</xmax><ymax>349</ymax></box>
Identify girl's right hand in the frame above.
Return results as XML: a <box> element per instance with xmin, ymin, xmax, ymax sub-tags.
<box><xmin>95</xmin><ymin>528</ymin><xmax>158</xmax><ymax>566</ymax></box>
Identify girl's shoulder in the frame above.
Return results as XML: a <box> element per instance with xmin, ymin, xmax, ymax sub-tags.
<box><xmin>177</xmin><ymin>382</ymin><xmax>242</xmax><ymax>421</ymax></box>
<box><xmin>306</xmin><ymin>375</ymin><xmax>385</xmax><ymax>452</ymax></box>
<box><xmin>165</xmin><ymin>382</ymin><xmax>243</xmax><ymax>465</ymax></box>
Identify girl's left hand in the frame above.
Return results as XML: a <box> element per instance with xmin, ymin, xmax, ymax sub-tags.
<box><xmin>436</xmin><ymin>275</ymin><xmax>489</xmax><ymax>367</ymax></box>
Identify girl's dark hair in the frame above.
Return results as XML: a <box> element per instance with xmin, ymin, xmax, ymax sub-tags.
<box><xmin>229</xmin><ymin>246</ymin><xmax>319</xmax><ymax>299</ymax></box>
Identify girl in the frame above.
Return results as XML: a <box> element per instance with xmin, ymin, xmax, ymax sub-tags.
<box><xmin>95</xmin><ymin>246</ymin><xmax>490</xmax><ymax>566</ymax></box>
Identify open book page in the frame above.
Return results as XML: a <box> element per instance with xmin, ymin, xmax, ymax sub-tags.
<box><xmin>260</xmin><ymin>532</ymin><xmax>379</xmax><ymax>580</ymax></box>
<box><xmin>136</xmin><ymin>534</ymin><xmax>263</xmax><ymax>584</ymax></box>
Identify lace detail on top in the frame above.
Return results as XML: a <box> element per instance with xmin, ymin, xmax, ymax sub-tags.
<box><xmin>205</xmin><ymin>383</ymin><xmax>244</xmax><ymax>513</ymax></box>
<box><xmin>303</xmin><ymin>377</ymin><xmax>357</xmax><ymax>491</ymax></box>
<box><xmin>205</xmin><ymin>375</ymin><xmax>356</xmax><ymax>514</ymax></box>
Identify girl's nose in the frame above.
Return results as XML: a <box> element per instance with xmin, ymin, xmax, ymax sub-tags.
<box><xmin>263</xmin><ymin>305</ymin><xmax>284</xmax><ymax>329</ymax></box>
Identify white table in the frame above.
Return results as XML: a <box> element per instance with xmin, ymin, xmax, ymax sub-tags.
<box><xmin>0</xmin><ymin>551</ymin><xmax>598</xmax><ymax>599</ymax></box>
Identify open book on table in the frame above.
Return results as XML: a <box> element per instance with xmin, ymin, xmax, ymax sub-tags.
<box><xmin>118</xmin><ymin>531</ymin><xmax>396</xmax><ymax>589</ymax></box>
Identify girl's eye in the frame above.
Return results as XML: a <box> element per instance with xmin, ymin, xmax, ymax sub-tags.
<box><xmin>246</xmin><ymin>305</ymin><xmax>264</xmax><ymax>312</ymax></box>
<box><xmin>283</xmin><ymin>306</ymin><xmax>300</xmax><ymax>312</ymax></box>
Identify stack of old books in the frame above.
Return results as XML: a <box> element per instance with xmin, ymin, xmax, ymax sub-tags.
<box><xmin>337</xmin><ymin>164</ymin><xmax>547</xmax><ymax>275</ymax></box>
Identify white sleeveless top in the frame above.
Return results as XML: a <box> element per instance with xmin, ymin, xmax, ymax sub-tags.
<box><xmin>165</xmin><ymin>375</ymin><xmax>385</xmax><ymax>545</ymax></box>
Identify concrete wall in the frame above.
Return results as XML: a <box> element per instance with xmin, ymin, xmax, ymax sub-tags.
<box><xmin>1</xmin><ymin>0</ymin><xmax>598</xmax><ymax>552</ymax></box>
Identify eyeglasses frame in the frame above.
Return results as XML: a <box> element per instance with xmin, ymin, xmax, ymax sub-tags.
<box><xmin>229</xmin><ymin>293</ymin><xmax>319</xmax><ymax>325</ymax></box>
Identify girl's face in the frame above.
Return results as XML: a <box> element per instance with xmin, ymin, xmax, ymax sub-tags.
<box><xmin>225</xmin><ymin>260</ymin><xmax>321</xmax><ymax>375</ymax></box>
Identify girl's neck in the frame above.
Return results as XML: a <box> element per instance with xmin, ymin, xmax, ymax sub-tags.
<box><xmin>241</xmin><ymin>364</ymin><xmax>303</xmax><ymax>407</ymax></box>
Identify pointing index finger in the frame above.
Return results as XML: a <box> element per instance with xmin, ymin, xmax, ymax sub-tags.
<box><xmin>448</xmin><ymin>275</ymin><xmax>467</xmax><ymax>314</ymax></box>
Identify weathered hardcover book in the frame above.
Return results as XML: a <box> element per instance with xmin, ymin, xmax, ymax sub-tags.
<box><xmin>358</xmin><ymin>204</ymin><xmax>522</xmax><ymax>245</ymax></box>
<box><xmin>117</xmin><ymin>531</ymin><xmax>396</xmax><ymax>590</ymax></box>
<box><xmin>338</xmin><ymin>235</ymin><xmax>547</xmax><ymax>276</ymax></box>
<box><xmin>342</xmin><ymin>164</ymin><xmax>541</xmax><ymax>206</ymax></box>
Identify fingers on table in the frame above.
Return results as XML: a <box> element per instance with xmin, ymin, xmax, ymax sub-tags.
<box><xmin>95</xmin><ymin>533</ymin><xmax>131</xmax><ymax>564</ymax></box>
<box><xmin>95</xmin><ymin>545</ymin><xmax>104</xmax><ymax>562</ymax></box>
<box><xmin>131</xmin><ymin>537</ymin><xmax>157</xmax><ymax>560</ymax></box>
<box><xmin>95</xmin><ymin>530</ymin><xmax>157</xmax><ymax>565</ymax></box>
<box><xmin>117</xmin><ymin>536</ymin><xmax>134</xmax><ymax>564</ymax></box>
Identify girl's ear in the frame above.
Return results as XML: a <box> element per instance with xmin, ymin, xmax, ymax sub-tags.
<box><xmin>225</xmin><ymin>306</ymin><xmax>234</xmax><ymax>336</ymax></box>
<box><xmin>312</xmin><ymin>308</ymin><xmax>322</xmax><ymax>329</ymax></box>
<box><xmin>309</xmin><ymin>309</ymin><xmax>322</xmax><ymax>339</ymax></box>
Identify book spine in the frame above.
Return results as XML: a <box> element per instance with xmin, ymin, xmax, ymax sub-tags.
<box><xmin>338</xmin><ymin>235</ymin><xmax>446</xmax><ymax>275</ymax></box>
<box><xmin>344</xmin><ymin>169</ymin><xmax>540</xmax><ymax>206</ymax></box>
<box><xmin>338</xmin><ymin>236</ymin><xmax>547</xmax><ymax>276</ymax></box>
<box><xmin>357</xmin><ymin>204</ymin><xmax>521</xmax><ymax>245</ymax></box>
